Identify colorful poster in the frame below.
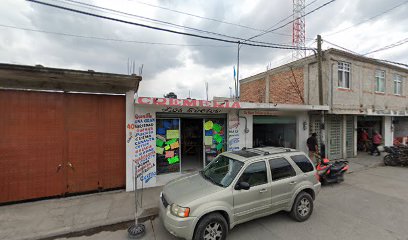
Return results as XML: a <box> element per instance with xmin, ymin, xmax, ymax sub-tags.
<box><xmin>205</xmin><ymin>130</ymin><xmax>213</xmax><ymax>136</ymax></box>
<box><xmin>165</xmin><ymin>151</ymin><xmax>174</xmax><ymax>158</ymax></box>
<box><xmin>216</xmin><ymin>143</ymin><xmax>223</xmax><ymax>151</ymax></box>
<box><xmin>166</xmin><ymin>130</ymin><xmax>179</xmax><ymax>139</ymax></box>
<box><xmin>204</xmin><ymin>136</ymin><xmax>213</xmax><ymax>145</ymax></box>
<box><xmin>214</xmin><ymin>134</ymin><xmax>223</xmax><ymax>143</ymax></box>
<box><xmin>166</xmin><ymin>139</ymin><xmax>177</xmax><ymax>145</ymax></box>
<box><xmin>204</xmin><ymin>121</ymin><xmax>214</xmax><ymax>130</ymax></box>
<box><xmin>157</xmin><ymin>128</ymin><xmax>166</xmax><ymax>135</ymax></box>
<box><xmin>213</xmin><ymin>123</ymin><xmax>222</xmax><ymax>133</ymax></box>
<box><xmin>156</xmin><ymin>147</ymin><xmax>164</xmax><ymax>154</ymax></box>
<box><xmin>156</xmin><ymin>139</ymin><xmax>164</xmax><ymax>147</ymax></box>
<box><xmin>168</xmin><ymin>156</ymin><xmax>180</xmax><ymax>164</ymax></box>
<box><xmin>156</xmin><ymin>135</ymin><xmax>166</xmax><ymax>142</ymax></box>
<box><xmin>170</xmin><ymin>141</ymin><xmax>179</xmax><ymax>149</ymax></box>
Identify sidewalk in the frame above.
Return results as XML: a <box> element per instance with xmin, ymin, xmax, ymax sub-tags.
<box><xmin>345</xmin><ymin>152</ymin><xmax>384</xmax><ymax>173</ymax></box>
<box><xmin>0</xmin><ymin>187</ymin><xmax>162</xmax><ymax>240</ymax></box>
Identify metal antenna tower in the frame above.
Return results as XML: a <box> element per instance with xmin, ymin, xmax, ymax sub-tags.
<box><xmin>292</xmin><ymin>0</ymin><xmax>306</xmax><ymax>59</ymax></box>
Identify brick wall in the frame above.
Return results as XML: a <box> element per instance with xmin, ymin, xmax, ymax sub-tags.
<box><xmin>240</xmin><ymin>78</ymin><xmax>266</xmax><ymax>102</ymax></box>
<box><xmin>269</xmin><ymin>67</ymin><xmax>304</xmax><ymax>104</ymax></box>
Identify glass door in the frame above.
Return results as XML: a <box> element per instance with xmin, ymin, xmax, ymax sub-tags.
<box><xmin>156</xmin><ymin>118</ymin><xmax>181</xmax><ymax>175</ymax></box>
<box><xmin>203</xmin><ymin>118</ymin><xmax>226</xmax><ymax>166</ymax></box>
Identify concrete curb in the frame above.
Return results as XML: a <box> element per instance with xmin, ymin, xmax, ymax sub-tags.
<box><xmin>36</xmin><ymin>207</ymin><xmax>160</xmax><ymax>240</ymax></box>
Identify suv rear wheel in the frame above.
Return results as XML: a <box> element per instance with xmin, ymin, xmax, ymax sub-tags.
<box><xmin>290</xmin><ymin>191</ymin><xmax>313</xmax><ymax>222</ymax></box>
<box><xmin>193</xmin><ymin>213</ymin><xmax>228</xmax><ymax>240</ymax></box>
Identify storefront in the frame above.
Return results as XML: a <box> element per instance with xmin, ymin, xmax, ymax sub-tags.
<box><xmin>125</xmin><ymin>96</ymin><xmax>328</xmax><ymax>190</ymax></box>
<box><xmin>252</xmin><ymin>116</ymin><xmax>297</xmax><ymax>148</ymax></box>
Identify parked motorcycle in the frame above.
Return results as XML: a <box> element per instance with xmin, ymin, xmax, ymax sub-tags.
<box><xmin>383</xmin><ymin>146</ymin><xmax>408</xmax><ymax>166</ymax></box>
<box><xmin>316</xmin><ymin>158</ymin><xmax>349</xmax><ymax>184</ymax></box>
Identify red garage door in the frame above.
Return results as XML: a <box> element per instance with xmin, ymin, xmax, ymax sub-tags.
<box><xmin>0</xmin><ymin>90</ymin><xmax>125</xmax><ymax>203</ymax></box>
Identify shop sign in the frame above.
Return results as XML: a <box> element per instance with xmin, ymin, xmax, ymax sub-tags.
<box><xmin>136</xmin><ymin>97</ymin><xmax>241</xmax><ymax>109</ymax></box>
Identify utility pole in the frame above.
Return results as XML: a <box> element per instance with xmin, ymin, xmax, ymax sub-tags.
<box><xmin>317</xmin><ymin>34</ymin><xmax>326</xmax><ymax>158</ymax></box>
<box><xmin>236</xmin><ymin>41</ymin><xmax>241</xmax><ymax>100</ymax></box>
<box><xmin>317</xmin><ymin>35</ymin><xmax>323</xmax><ymax>105</ymax></box>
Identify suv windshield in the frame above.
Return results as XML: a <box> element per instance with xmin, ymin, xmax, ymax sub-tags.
<box><xmin>200</xmin><ymin>155</ymin><xmax>244</xmax><ymax>187</ymax></box>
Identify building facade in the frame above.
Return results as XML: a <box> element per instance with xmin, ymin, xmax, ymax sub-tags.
<box><xmin>240</xmin><ymin>48</ymin><xmax>408</xmax><ymax>159</ymax></box>
<box><xmin>126</xmin><ymin>97</ymin><xmax>327</xmax><ymax>190</ymax></box>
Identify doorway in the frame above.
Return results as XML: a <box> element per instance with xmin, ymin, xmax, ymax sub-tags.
<box><xmin>181</xmin><ymin>118</ymin><xmax>203</xmax><ymax>172</ymax></box>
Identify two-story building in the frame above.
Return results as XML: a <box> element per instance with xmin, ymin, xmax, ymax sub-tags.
<box><xmin>240</xmin><ymin>48</ymin><xmax>408</xmax><ymax>159</ymax></box>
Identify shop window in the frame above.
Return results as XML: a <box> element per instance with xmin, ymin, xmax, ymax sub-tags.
<box><xmin>269</xmin><ymin>158</ymin><xmax>296</xmax><ymax>181</ymax></box>
<box><xmin>156</xmin><ymin>119</ymin><xmax>180</xmax><ymax>174</ymax></box>
<box><xmin>204</xmin><ymin>119</ymin><xmax>226</xmax><ymax>165</ymax></box>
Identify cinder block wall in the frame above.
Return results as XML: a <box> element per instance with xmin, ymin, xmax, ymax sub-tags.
<box><xmin>240</xmin><ymin>78</ymin><xmax>266</xmax><ymax>102</ymax></box>
<box><xmin>240</xmin><ymin>67</ymin><xmax>305</xmax><ymax>104</ymax></box>
<box><xmin>269</xmin><ymin>67</ymin><xmax>304</xmax><ymax>104</ymax></box>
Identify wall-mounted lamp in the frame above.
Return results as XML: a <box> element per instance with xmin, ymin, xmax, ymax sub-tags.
<box><xmin>303</xmin><ymin>121</ymin><xmax>308</xmax><ymax>131</ymax></box>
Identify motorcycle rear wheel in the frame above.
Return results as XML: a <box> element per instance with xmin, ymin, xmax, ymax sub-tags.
<box><xmin>384</xmin><ymin>155</ymin><xmax>397</xmax><ymax>166</ymax></box>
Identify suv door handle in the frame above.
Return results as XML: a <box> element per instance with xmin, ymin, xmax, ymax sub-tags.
<box><xmin>289</xmin><ymin>181</ymin><xmax>296</xmax><ymax>185</ymax></box>
<box><xmin>259</xmin><ymin>189</ymin><xmax>267</xmax><ymax>193</ymax></box>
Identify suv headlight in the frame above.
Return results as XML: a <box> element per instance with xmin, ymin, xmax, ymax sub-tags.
<box><xmin>170</xmin><ymin>204</ymin><xmax>190</xmax><ymax>218</ymax></box>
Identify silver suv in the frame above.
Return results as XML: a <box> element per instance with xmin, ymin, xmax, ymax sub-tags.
<box><xmin>160</xmin><ymin>147</ymin><xmax>321</xmax><ymax>240</ymax></box>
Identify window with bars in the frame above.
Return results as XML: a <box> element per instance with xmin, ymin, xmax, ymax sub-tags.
<box><xmin>338</xmin><ymin>62</ymin><xmax>351</xmax><ymax>88</ymax></box>
<box><xmin>394</xmin><ymin>74</ymin><xmax>403</xmax><ymax>95</ymax></box>
<box><xmin>375</xmin><ymin>70</ymin><xmax>385</xmax><ymax>93</ymax></box>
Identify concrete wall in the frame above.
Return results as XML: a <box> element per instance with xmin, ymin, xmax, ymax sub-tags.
<box><xmin>296</xmin><ymin>112</ymin><xmax>309</xmax><ymax>154</ymax></box>
<box><xmin>327</xmin><ymin>53</ymin><xmax>408</xmax><ymax>114</ymax></box>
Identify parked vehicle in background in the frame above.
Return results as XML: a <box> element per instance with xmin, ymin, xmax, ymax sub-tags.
<box><xmin>316</xmin><ymin>158</ymin><xmax>349</xmax><ymax>184</ymax></box>
<box><xmin>160</xmin><ymin>147</ymin><xmax>321</xmax><ymax>240</ymax></box>
<box><xmin>384</xmin><ymin>146</ymin><xmax>408</xmax><ymax>166</ymax></box>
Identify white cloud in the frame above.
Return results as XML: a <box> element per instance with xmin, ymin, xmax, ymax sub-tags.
<box><xmin>0</xmin><ymin>0</ymin><xmax>406</xmax><ymax>99</ymax></box>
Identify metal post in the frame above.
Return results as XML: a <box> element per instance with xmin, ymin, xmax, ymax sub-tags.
<box><xmin>236</xmin><ymin>42</ymin><xmax>241</xmax><ymax>100</ymax></box>
<box><xmin>317</xmin><ymin>35</ymin><xmax>326</xmax><ymax>157</ymax></box>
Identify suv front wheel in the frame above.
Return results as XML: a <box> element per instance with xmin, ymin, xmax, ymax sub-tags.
<box><xmin>290</xmin><ymin>191</ymin><xmax>314</xmax><ymax>222</ymax></box>
<box><xmin>193</xmin><ymin>213</ymin><xmax>228</xmax><ymax>240</ymax></box>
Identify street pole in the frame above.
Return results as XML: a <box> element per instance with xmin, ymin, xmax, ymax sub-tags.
<box><xmin>317</xmin><ymin>34</ymin><xmax>326</xmax><ymax>158</ymax></box>
<box><xmin>236</xmin><ymin>41</ymin><xmax>241</xmax><ymax>100</ymax></box>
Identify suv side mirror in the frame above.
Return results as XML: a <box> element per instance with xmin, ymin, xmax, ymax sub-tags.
<box><xmin>235</xmin><ymin>182</ymin><xmax>250</xmax><ymax>190</ymax></box>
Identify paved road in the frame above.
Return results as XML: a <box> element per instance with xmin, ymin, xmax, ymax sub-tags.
<box><xmin>55</xmin><ymin>165</ymin><xmax>408</xmax><ymax>240</ymax></box>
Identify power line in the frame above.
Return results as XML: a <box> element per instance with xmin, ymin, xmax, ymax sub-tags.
<box><xmin>363</xmin><ymin>37</ymin><xmax>408</xmax><ymax>55</ymax></box>
<box><xmin>27</xmin><ymin>0</ymin><xmax>315</xmax><ymax>51</ymax></box>
<box><xmin>59</xmin><ymin>0</ymin><xmax>262</xmax><ymax>43</ymax></box>
<box><xmin>251</xmin><ymin>0</ymin><xmax>320</xmax><ymax>41</ymax></box>
<box><xmin>53</xmin><ymin>0</ymin><xmax>306</xmax><ymax>48</ymax></box>
<box><xmin>323</xmin><ymin>39</ymin><xmax>359</xmax><ymax>54</ymax></box>
<box><xmin>128</xmin><ymin>0</ymin><xmax>266</xmax><ymax>32</ymax></box>
<box><xmin>245</xmin><ymin>0</ymin><xmax>336</xmax><ymax>42</ymax></box>
<box><xmin>0</xmin><ymin>23</ymin><xmax>234</xmax><ymax>47</ymax></box>
<box><xmin>321</xmin><ymin>39</ymin><xmax>407</xmax><ymax>68</ymax></box>
<box><xmin>325</xmin><ymin>0</ymin><xmax>408</xmax><ymax>36</ymax></box>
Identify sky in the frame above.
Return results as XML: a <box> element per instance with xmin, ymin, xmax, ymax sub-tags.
<box><xmin>0</xmin><ymin>0</ymin><xmax>407</xmax><ymax>99</ymax></box>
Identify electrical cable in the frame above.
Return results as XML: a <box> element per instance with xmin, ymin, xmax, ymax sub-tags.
<box><xmin>363</xmin><ymin>37</ymin><xmax>408</xmax><ymax>55</ymax></box>
<box><xmin>245</xmin><ymin>0</ymin><xmax>336</xmax><ymax>42</ymax></box>
<box><xmin>250</xmin><ymin>0</ymin><xmax>320</xmax><ymax>41</ymax></box>
<box><xmin>0</xmin><ymin>23</ymin><xmax>234</xmax><ymax>47</ymax></box>
<box><xmin>325</xmin><ymin>0</ymin><xmax>408</xmax><ymax>36</ymax></box>
<box><xmin>26</xmin><ymin>0</ymin><xmax>315</xmax><ymax>51</ymax></box>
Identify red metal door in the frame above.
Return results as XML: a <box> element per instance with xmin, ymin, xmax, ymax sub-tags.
<box><xmin>0</xmin><ymin>90</ymin><xmax>125</xmax><ymax>203</ymax></box>
<box><xmin>65</xmin><ymin>94</ymin><xmax>125</xmax><ymax>193</ymax></box>
<box><xmin>0</xmin><ymin>90</ymin><xmax>65</xmax><ymax>203</ymax></box>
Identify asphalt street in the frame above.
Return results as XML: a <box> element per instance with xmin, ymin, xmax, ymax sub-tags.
<box><xmin>54</xmin><ymin>165</ymin><xmax>408</xmax><ymax>240</ymax></box>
